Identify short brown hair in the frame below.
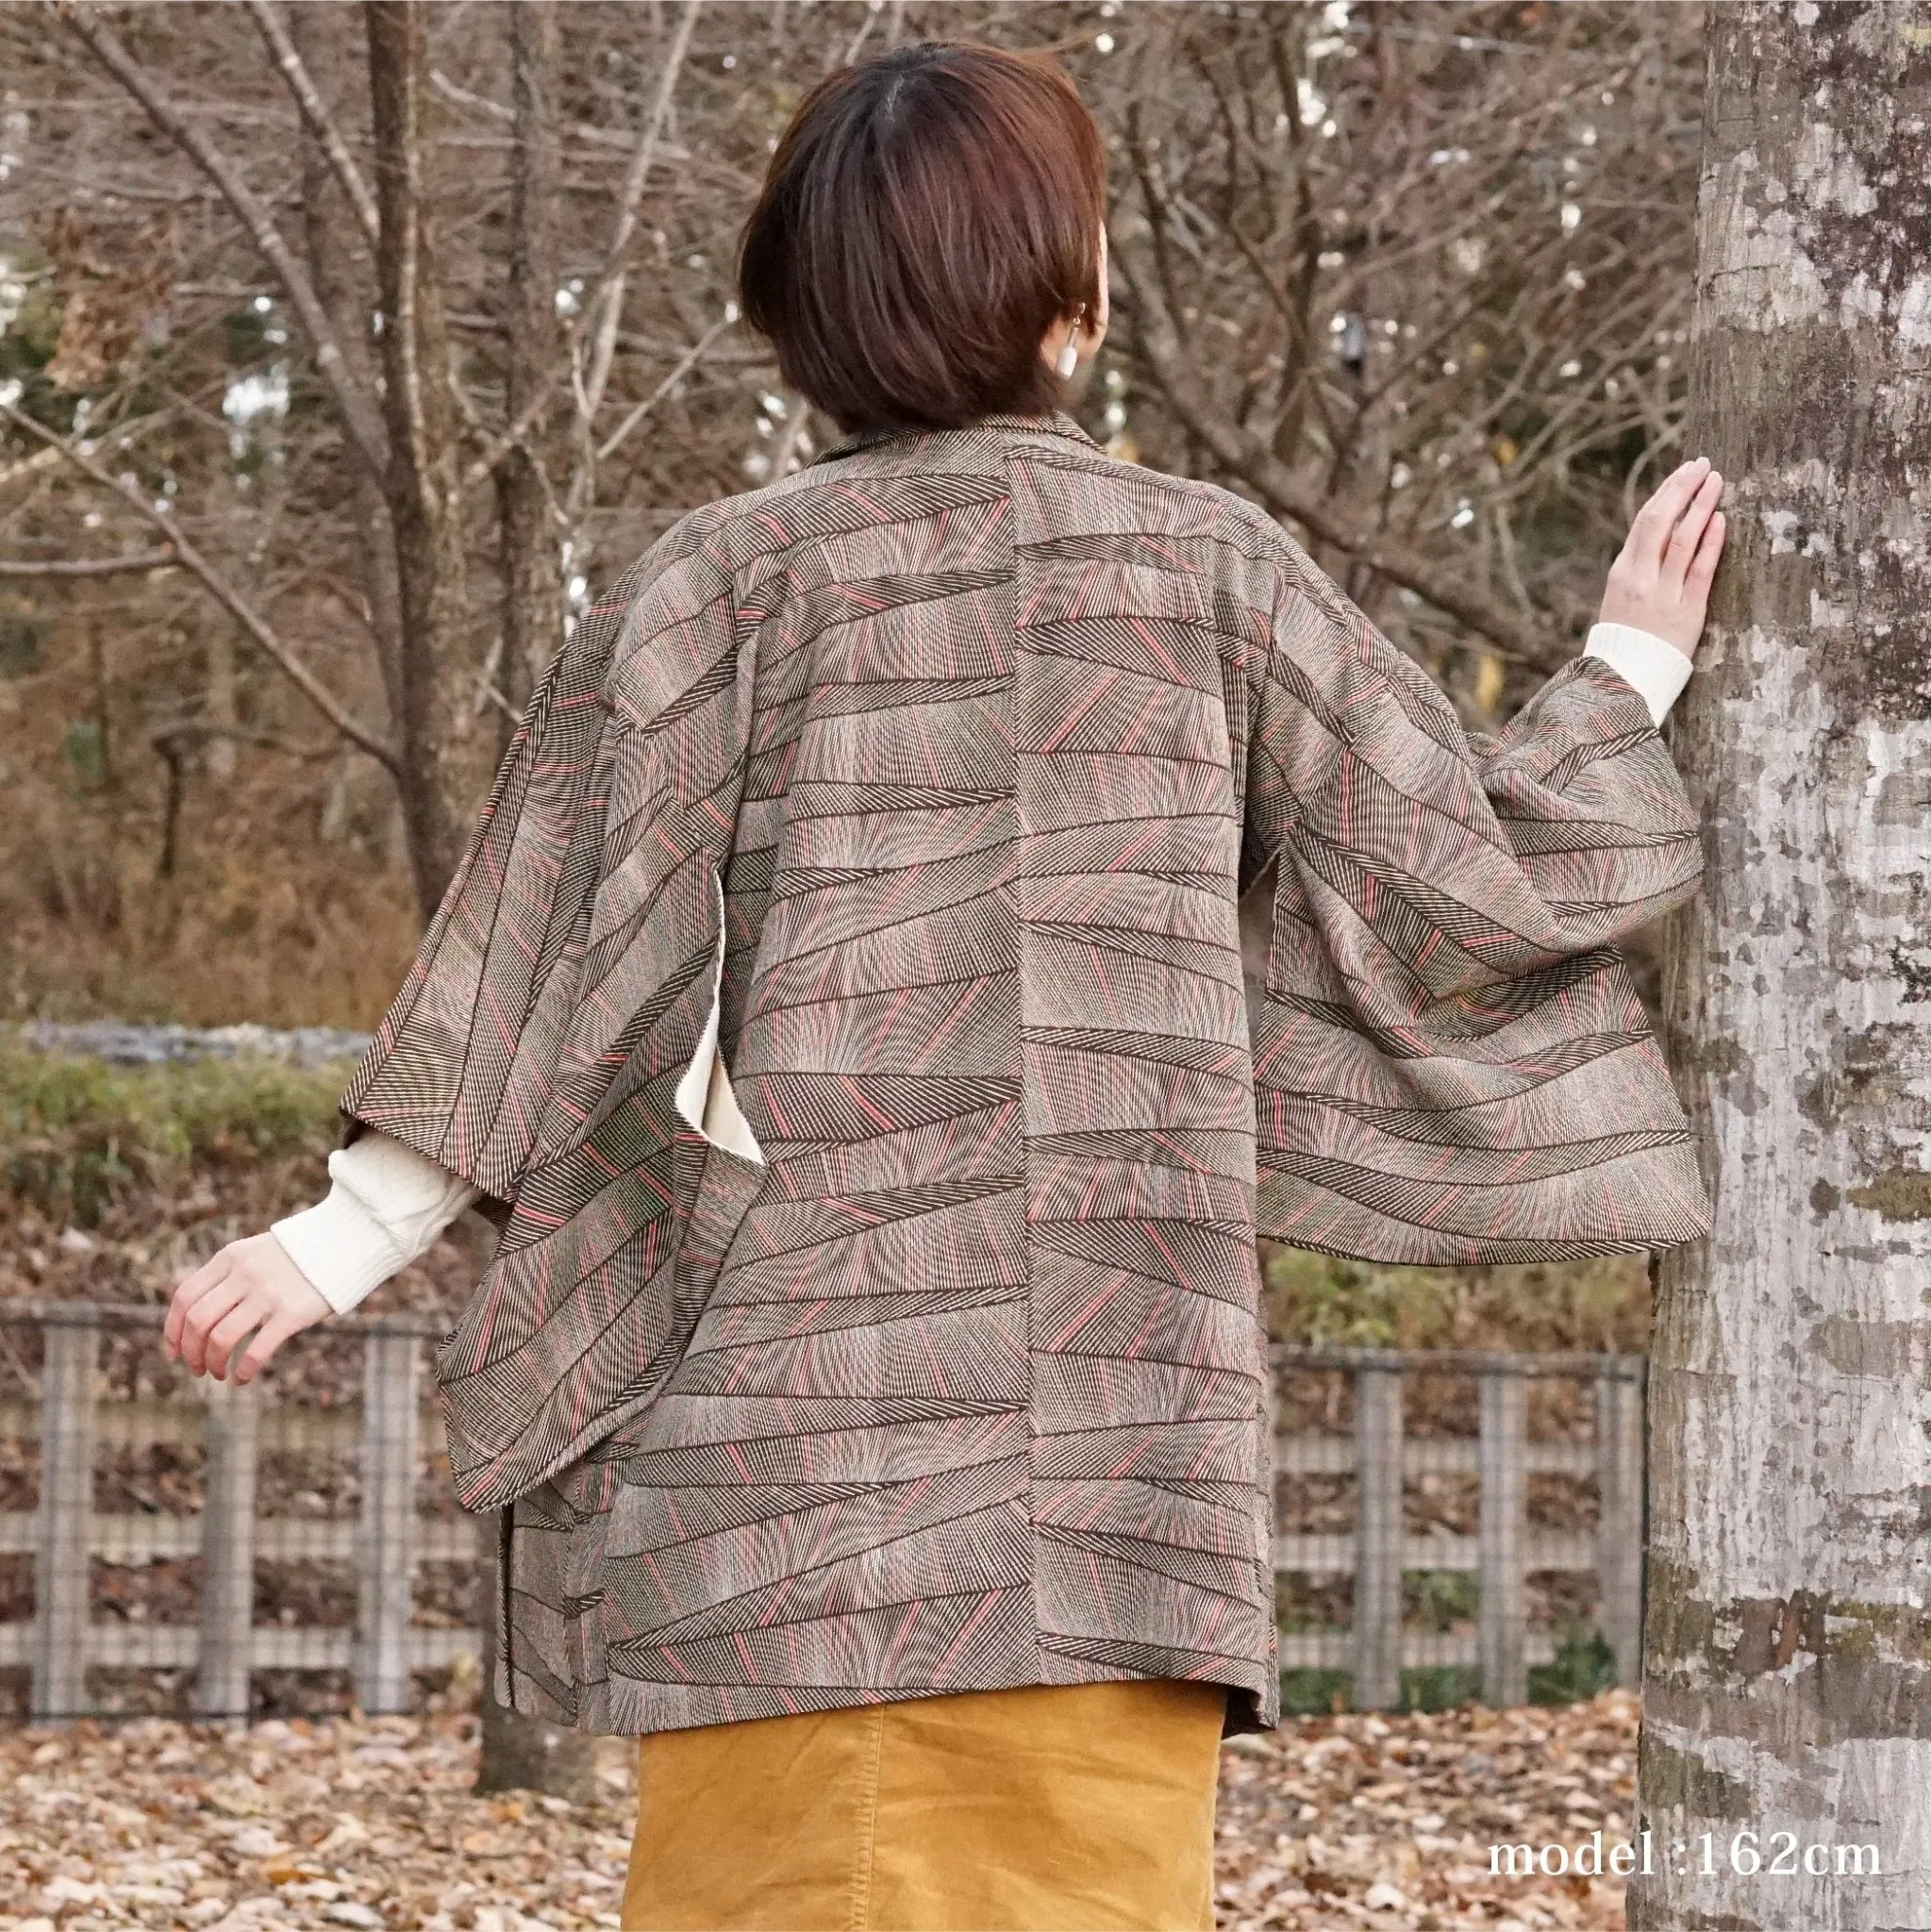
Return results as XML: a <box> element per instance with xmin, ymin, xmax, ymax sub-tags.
<box><xmin>738</xmin><ymin>42</ymin><xmax>1107</xmax><ymax>436</ymax></box>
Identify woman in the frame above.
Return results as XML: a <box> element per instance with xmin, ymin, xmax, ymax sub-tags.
<box><xmin>165</xmin><ymin>40</ymin><xmax>1723</xmax><ymax>1932</ymax></box>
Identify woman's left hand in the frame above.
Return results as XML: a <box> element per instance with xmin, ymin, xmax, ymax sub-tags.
<box><xmin>165</xmin><ymin>1232</ymin><xmax>332</xmax><ymax>1384</ymax></box>
<box><xmin>1598</xmin><ymin>456</ymin><xmax>1726</xmax><ymax>658</ymax></box>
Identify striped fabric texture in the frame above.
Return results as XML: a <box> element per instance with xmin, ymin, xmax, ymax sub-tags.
<box><xmin>340</xmin><ymin>411</ymin><xmax>1711</xmax><ymax>1738</ymax></box>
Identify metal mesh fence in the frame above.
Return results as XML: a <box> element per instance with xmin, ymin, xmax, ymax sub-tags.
<box><xmin>0</xmin><ymin>1302</ymin><xmax>478</xmax><ymax>1724</ymax></box>
<box><xmin>0</xmin><ymin>1305</ymin><xmax>1644</xmax><ymax>1723</ymax></box>
<box><xmin>1270</xmin><ymin>1346</ymin><xmax>1646</xmax><ymax>1712</ymax></box>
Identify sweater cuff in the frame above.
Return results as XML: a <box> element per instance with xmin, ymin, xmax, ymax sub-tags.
<box><xmin>1581</xmin><ymin>621</ymin><xmax>1694</xmax><ymax>726</ymax></box>
<box><xmin>272</xmin><ymin>1183</ymin><xmax>408</xmax><ymax>1317</ymax></box>
<box><xmin>271</xmin><ymin>1130</ymin><xmax>480</xmax><ymax>1316</ymax></box>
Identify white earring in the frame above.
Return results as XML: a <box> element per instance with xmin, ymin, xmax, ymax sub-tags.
<box><xmin>1056</xmin><ymin>308</ymin><xmax>1084</xmax><ymax>378</ymax></box>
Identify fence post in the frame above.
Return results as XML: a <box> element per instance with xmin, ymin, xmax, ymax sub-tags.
<box><xmin>1478</xmin><ymin>1368</ymin><xmax>1527</xmax><ymax>1706</ymax></box>
<box><xmin>1596</xmin><ymin>1357</ymin><xmax>1646</xmax><ymax>1689</ymax></box>
<box><xmin>1353</xmin><ymin>1365</ymin><xmax>1404</xmax><ymax>1709</ymax></box>
<box><xmin>196</xmin><ymin>1373</ymin><xmax>262</xmax><ymax>1720</ymax></box>
<box><xmin>354</xmin><ymin>1329</ymin><xmax>419</xmax><ymax>1714</ymax></box>
<box><xmin>32</xmin><ymin>1314</ymin><xmax>98</xmax><ymax>1724</ymax></box>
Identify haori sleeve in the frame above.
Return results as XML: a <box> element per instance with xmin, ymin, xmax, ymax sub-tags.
<box><xmin>1239</xmin><ymin>534</ymin><xmax>1713</xmax><ymax>1262</ymax></box>
<box><xmin>334</xmin><ymin>552</ymin><xmax>665</xmax><ymax>1209</ymax></box>
<box><xmin>1242</xmin><ymin>547</ymin><xmax>1706</xmax><ymax>1004</ymax></box>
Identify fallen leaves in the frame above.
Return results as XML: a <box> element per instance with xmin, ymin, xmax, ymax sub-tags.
<box><xmin>0</xmin><ymin>1690</ymin><xmax>1642</xmax><ymax>1930</ymax></box>
<box><xmin>456</xmin><ymin>1834</ymin><xmax>517</xmax><ymax>1860</ymax></box>
<box><xmin>1214</xmin><ymin>1690</ymin><xmax>1642</xmax><ymax>1930</ymax></box>
<box><xmin>0</xmin><ymin>1712</ymin><xmax>638</xmax><ymax>1932</ymax></box>
<box><xmin>204</xmin><ymin>1779</ymin><xmax>277</xmax><ymax>1820</ymax></box>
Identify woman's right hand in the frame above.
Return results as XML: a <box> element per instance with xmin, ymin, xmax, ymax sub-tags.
<box><xmin>1597</xmin><ymin>456</ymin><xmax>1727</xmax><ymax>659</ymax></box>
<box><xmin>165</xmin><ymin>1232</ymin><xmax>332</xmax><ymax>1385</ymax></box>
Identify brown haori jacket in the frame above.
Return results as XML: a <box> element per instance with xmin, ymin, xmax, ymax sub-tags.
<box><xmin>339</xmin><ymin>411</ymin><xmax>1711</xmax><ymax>1737</ymax></box>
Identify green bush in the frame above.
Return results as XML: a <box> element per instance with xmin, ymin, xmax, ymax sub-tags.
<box><xmin>1528</xmin><ymin>1623</ymin><xmax>1620</xmax><ymax>1706</ymax></box>
<box><xmin>1277</xmin><ymin>1622</ymin><xmax>1620</xmax><ymax>1715</ymax></box>
<box><xmin>1276</xmin><ymin>1665</ymin><xmax>1482</xmax><ymax>1715</ymax></box>
<box><xmin>1277</xmin><ymin>1667</ymin><xmax>1351</xmax><ymax>1717</ymax></box>
<box><xmin>0</xmin><ymin>1048</ymin><xmax>344</xmax><ymax>1227</ymax></box>
<box><xmin>1400</xmin><ymin>1664</ymin><xmax>1481</xmax><ymax>1713</ymax></box>
<box><xmin>1261</xmin><ymin>1239</ymin><xmax>1649</xmax><ymax>1355</ymax></box>
<box><xmin>1407</xmin><ymin>1570</ymin><xmax>1480</xmax><ymax>1631</ymax></box>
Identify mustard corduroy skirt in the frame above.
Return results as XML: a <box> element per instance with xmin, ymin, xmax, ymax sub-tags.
<box><xmin>619</xmin><ymin>1678</ymin><xmax>1227</xmax><ymax>1931</ymax></box>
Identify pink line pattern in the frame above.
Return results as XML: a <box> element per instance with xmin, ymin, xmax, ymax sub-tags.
<box><xmin>340</xmin><ymin>411</ymin><xmax>1710</xmax><ymax>1741</ymax></box>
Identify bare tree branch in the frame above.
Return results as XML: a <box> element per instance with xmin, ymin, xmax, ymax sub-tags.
<box><xmin>368</xmin><ymin>4</ymin><xmax>442</xmax><ymax>528</ymax></box>
<box><xmin>0</xmin><ymin>548</ymin><xmax>176</xmax><ymax>577</ymax></box>
<box><xmin>243</xmin><ymin>0</ymin><xmax>382</xmax><ymax>251</ymax></box>
<box><xmin>0</xmin><ymin>397</ymin><xmax>396</xmax><ymax>766</ymax></box>
<box><xmin>61</xmin><ymin>4</ymin><xmax>390</xmax><ymax>481</ymax></box>
<box><xmin>592</xmin><ymin>314</ymin><xmax>734</xmax><ymax>465</ymax></box>
<box><xmin>1118</xmin><ymin>242</ymin><xmax>1566</xmax><ymax>672</ymax></box>
<box><xmin>428</xmin><ymin>67</ymin><xmax>693</xmax><ymax>159</ymax></box>
<box><xmin>443</xmin><ymin>1</ymin><xmax>702</xmax><ymax>494</ymax></box>
<box><xmin>149</xmin><ymin>717</ymin><xmax>339</xmax><ymax>761</ymax></box>
<box><xmin>595</xmin><ymin>0</ymin><xmax>703</xmax><ymax>308</ymax></box>
<box><xmin>575</xmin><ymin>269</ymin><xmax>624</xmax><ymax>431</ymax></box>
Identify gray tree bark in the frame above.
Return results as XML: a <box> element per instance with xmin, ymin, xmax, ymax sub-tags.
<box><xmin>473</xmin><ymin>1508</ymin><xmax>595</xmax><ymax>1802</ymax></box>
<box><xmin>494</xmin><ymin>0</ymin><xmax>567</xmax><ymax>742</ymax></box>
<box><xmin>366</xmin><ymin>0</ymin><xmax>475</xmax><ymax>918</ymax></box>
<box><xmin>290</xmin><ymin>1</ymin><xmax>407</xmax><ymax>742</ymax></box>
<box><xmin>466</xmin><ymin>6</ymin><xmax>594</xmax><ymax>1802</ymax></box>
<box><xmin>1636</xmin><ymin>6</ymin><xmax>1931</xmax><ymax>1927</ymax></box>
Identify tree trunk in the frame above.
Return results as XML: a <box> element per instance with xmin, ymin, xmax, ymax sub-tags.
<box><xmin>366</xmin><ymin>0</ymin><xmax>474</xmax><ymax>919</ymax></box>
<box><xmin>291</xmin><ymin>1</ymin><xmax>407</xmax><ymax>740</ymax></box>
<box><xmin>472</xmin><ymin>1508</ymin><xmax>596</xmax><ymax>1802</ymax></box>
<box><xmin>1636</xmin><ymin>7</ymin><xmax>1931</xmax><ymax>1927</ymax></box>
<box><xmin>205</xmin><ymin>619</ymin><xmax>237</xmax><ymax>781</ymax></box>
<box><xmin>365</xmin><ymin>3</ymin><xmax>591</xmax><ymax>1799</ymax></box>
<box><xmin>495</xmin><ymin>0</ymin><xmax>567</xmax><ymax>741</ymax></box>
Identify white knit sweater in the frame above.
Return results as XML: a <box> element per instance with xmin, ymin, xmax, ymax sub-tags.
<box><xmin>272</xmin><ymin>621</ymin><xmax>1694</xmax><ymax>1315</ymax></box>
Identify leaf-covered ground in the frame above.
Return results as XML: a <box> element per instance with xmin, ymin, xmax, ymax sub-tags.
<box><xmin>1211</xmin><ymin>1693</ymin><xmax>1639</xmax><ymax>1929</ymax></box>
<box><xmin>0</xmin><ymin>1692</ymin><xmax>1640</xmax><ymax>1931</ymax></box>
